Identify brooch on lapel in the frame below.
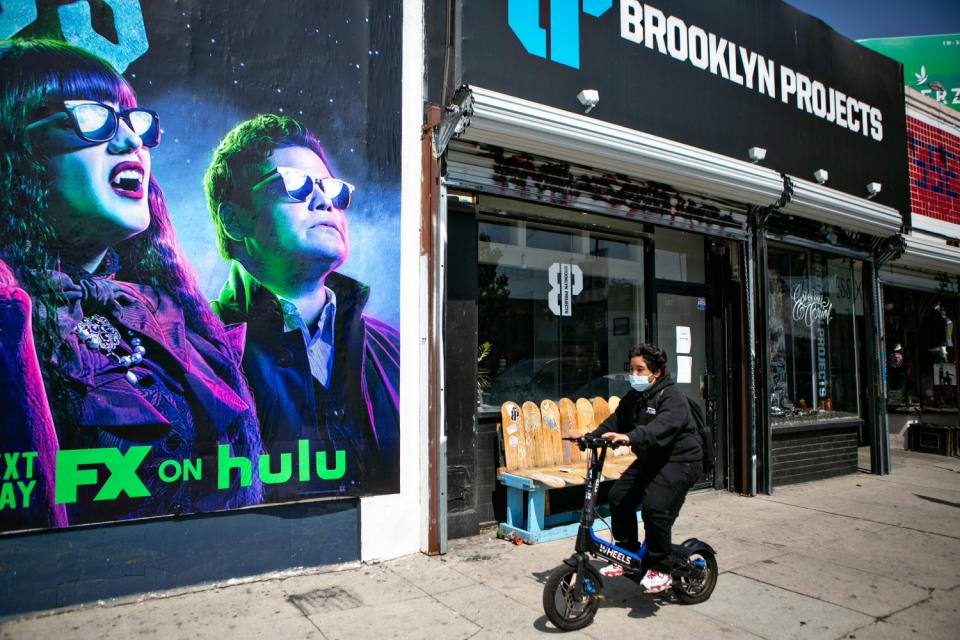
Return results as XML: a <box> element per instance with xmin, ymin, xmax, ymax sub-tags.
<box><xmin>74</xmin><ymin>314</ymin><xmax>148</xmax><ymax>385</ymax></box>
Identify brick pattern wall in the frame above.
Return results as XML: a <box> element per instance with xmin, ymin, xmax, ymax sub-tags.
<box><xmin>772</xmin><ymin>426</ymin><xmax>859</xmax><ymax>486</ymax></box>
<box><xmin>908</xmin><ymin>116</ymin><xmax>960</xmax><ymax>225</ymax></box>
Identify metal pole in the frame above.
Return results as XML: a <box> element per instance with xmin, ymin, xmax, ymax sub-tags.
<box><xmin>434</xmin><ymin>177</ymin><xmax>449</xmax><ymax>552</ymax></box>
<box><xmin>422</xmin><ymin>106</ymin><xmax>444</xmax><ymax>554</ymax></box>
<box><xmin>744</xmin><ymin>228</ymin><xmax>758</xmax><ymax>496</ymax></box>
<box><xmin>868</xmin><ymin>263</ymin><xmax>891</xmax><ymax>475</ymax></box>
<box><xmin>754</xmin><ymin>227</ymin><xmax>773</xmax><ymax>494</ymax></box>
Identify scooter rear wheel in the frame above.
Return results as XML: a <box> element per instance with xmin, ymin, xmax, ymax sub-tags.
<box><xmin>542</xmin><ymin>563</ymin><xmax>603</xmax><ymax>631</ymax></box>
<box><xmin>672</xmin><ymin>548</ymin><xmax>718</xmax><ymax>604</ymax></box>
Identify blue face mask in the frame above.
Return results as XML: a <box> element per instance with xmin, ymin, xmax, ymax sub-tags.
<box><xmin>629</xmin><ymin>375</ymin><xmax>653</xmax><ymax>392</ymax></box>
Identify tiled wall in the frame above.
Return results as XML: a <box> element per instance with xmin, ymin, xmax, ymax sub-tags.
<box><xmin>907</xmin><ymin>116</ymin><xmax>960</xmax><ymax>225</ymax></box>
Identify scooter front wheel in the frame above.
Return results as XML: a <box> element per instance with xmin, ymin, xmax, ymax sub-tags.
<box><xmin>542</xmin><ymin>563</ymin><xmax>603</xmax><ymax>631</ymax></box>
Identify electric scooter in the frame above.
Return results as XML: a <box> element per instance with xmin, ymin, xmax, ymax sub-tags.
<box><xmin>542</xmin><ymin>435</ymin><xmax>718</xmax><ymax>631</ymax></box>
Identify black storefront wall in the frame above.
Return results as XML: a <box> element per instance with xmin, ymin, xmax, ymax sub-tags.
<box><xmin>459</xmin><ymin>0</ymin><xmax>908</xmax><ymax>218</ymax></box>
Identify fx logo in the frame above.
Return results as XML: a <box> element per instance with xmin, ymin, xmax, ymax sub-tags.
<box><xmin>508</xmin><ymin>0</ymin><xmax>613</xmax><ymax>69</ymax></box>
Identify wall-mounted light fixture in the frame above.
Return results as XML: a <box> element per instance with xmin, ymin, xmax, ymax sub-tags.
<box><xmin>866</xmin><ymin>182</ymin><xmax>882</xmax><ymax>198</ymax></box>
<box><xmin>577</xmin><ymin>89</ymin><xmax>599</xmax><ymax>114</ymax></box>
<box><xmin>748</xmin><ymin>147</ymin><xmax>767</xmax><ymax>163</ymax></box>
<box><xmin>813</xmin><ymin>169</ymin><xmax>829</xmax><ymax>184</ymax></box>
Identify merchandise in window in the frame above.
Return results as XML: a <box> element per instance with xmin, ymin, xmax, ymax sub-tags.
<box><xmin>883</xmin><ymin>287</ymin><xmax>958</xmax><ymax>411</ymax></box>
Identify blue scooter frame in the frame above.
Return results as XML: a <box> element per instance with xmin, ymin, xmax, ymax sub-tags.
<box><xmin>542</xmin><ymin>435</ymin><xmax>718</xmax><ymax>631</ymax></box>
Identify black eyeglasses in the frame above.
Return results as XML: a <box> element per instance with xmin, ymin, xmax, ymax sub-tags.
<box><xmin>251</xmin><ymin>166</ymin><xmax>355</xmax><ymax>210</ymax></box>
<box><xmin>25</xmin><ymin>100</ymin><xmax>161</xmax><ymax>148</ymax></box>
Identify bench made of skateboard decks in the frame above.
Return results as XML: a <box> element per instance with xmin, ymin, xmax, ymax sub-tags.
<box><xmin>496</xmin><ymin>395</ymin><xmax>640</xmax><ymax>543</ymax></box>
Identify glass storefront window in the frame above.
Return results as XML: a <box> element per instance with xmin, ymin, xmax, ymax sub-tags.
<box><xmin>477</xmin><ymin>216</ymin><xmax>645</xmax><ymax>413</ymax></box>
<box><xmin>654</xmin><ymin>228</ymin><xmax>705</xmax><ymax>283</ymax></box>
<box><xmin>883</xmin><ymin>287</ymin><xmax>958</xmax><ymax>411</ymax></box>
<box><xmin>767</xmin><ymin>246</ymin><xmax>862</xmax><ymax>426</ymax></box>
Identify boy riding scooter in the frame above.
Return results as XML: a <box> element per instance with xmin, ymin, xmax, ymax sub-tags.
<box><xmin>587</xmin><ymin>343</ymin><xmax>702</xmax><ymax>592</ymax></box>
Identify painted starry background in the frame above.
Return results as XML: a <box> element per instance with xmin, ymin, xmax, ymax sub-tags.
<box><xmin>18</xmin><ymin>0</ymin><xmax>402</xmax><ymax>326</ymax></box>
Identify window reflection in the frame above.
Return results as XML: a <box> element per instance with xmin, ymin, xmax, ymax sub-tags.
<box><xmin>767</xmin><ymin>246</ymin><xmax>862</xmax><ymax>425</ymax></box>
<box><xmin>477</xmin><ymin>217</ymin><xmax>645</xmax><ymax>412</ymax></box>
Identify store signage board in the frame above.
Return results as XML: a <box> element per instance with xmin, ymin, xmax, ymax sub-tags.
<box><xmin>462</xmin><ymin>0</ymin><xmax>909</xmax><ymax>215</ymax></box>
<box><xmin>860</xmin><ymin>34</ymin><xmax>960</xmax><ymax>113</ymax></box>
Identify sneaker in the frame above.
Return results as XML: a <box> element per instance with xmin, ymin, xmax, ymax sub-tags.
<box><xmin>641</xmin><ymin>569</ymin><xmax>673</xmax><ymax>592</ymax></box>
<box><xmin>599</xmin><ymin>563</ymin><xmax>624</xmax><ymax>578</ymax></box>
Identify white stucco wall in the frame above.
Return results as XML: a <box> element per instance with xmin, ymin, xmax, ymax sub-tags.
<box><xmin>359</xmin><ymin>0</ymin><xmax>427</xmax><ymax>562</ymax></box>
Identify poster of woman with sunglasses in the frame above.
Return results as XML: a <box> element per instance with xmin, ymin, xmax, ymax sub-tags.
<box><xmin>0</xmin><ymin>1</ymin><xmax>401</xmax><ymax>533</ymax></box>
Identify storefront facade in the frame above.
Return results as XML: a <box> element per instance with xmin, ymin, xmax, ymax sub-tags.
<box><xmin>881</xmin><ymin>88</ymin><xmax>960</xmax><ymax>451</ymax></box>
<box><xmin>428</xmin><ymin>0</ymin><xmax>910</xmax><ymax>537</ymax></box>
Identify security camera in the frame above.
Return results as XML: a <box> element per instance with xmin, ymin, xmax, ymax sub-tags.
<box><xmin>577</xmin><ymin>89</ymin><xmax>599</xmax><ymax>114</ymax></box>
<box><xmin>432</xmin><ymin>85</ymin><xmax>474</xmax><ymax>158</ymax></box>
<box><xmin>866</xmin><ymin>182</ymin><xmax>882</xmax><ymax>197</ymax></box>
<box><xmin>748</xmin><ymin>147</ymin><xmax>767</xmax><ymax>163</ymax></box>
<box><xmin>813</xmin><ymin>169</ymin><xmax>829</xmax><ymax>184</ymax></box>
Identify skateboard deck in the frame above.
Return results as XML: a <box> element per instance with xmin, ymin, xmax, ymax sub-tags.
<box><xmin>522</xmin><ymin>401</ymin><xmax>543</xmax><ymax>466</ymax></box>
<box><xmin>575</xmin><ymin>398</ymin><xmax>594</xmax><ymax>462</ymax></box>
<box><xmin>499</xmin><ymin>401</ymin><xmax>528</xmax><ymax>471</ymax></box>
<box><xmin>592</xmin><ymin>396</ymin><xmax>611</xmax><ymax>427</ymax></box>
<box><xmin>607</xmin><ymin>396</ymin><xmax>628</xmax><ymax>457</ymax></box>
<box><xmin>558</xmin><ymin>397</ymin><xmax>578</xmax><ymax>464</ymax></box>
<box><xmin>539</xmin><ymin>400</ymin><xmax>565</xmax><ymax>467</ymax></box>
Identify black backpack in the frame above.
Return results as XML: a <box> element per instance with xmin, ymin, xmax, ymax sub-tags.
<box><xmin>686</xmin><ymin>397</ymin><xmax>714</xmax><ymax>475</ymax></box>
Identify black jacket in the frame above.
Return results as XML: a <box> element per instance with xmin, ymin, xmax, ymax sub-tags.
<box><xmin>590</xmin><ymin>374</ymin><xmax>701</xmax><ymax>466</ymax></box>
<box><xmin>212</xmin><ymin>262</ymin><xmax>400</xmax><ymax>499</ymax></box>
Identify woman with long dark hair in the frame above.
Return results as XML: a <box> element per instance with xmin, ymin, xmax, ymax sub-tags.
<box><xmin>0</xmin><ymin>39</ymin><xmax>263</xmax><ymax>528</ymax></box>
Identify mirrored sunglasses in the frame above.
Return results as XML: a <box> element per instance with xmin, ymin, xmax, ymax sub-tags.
<box><xmin>252</xmin><ymin>166</ymin><xmax>354</xmax><ymax>210</ymax></box>
<box><xmin>26</xmin><ymin>100</ymin><xmax>161</xmax><ymax>148</ymax></box>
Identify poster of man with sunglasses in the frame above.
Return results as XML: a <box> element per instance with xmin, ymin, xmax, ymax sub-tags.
<box><xmin>0</xmin><ymin>0</ymin><xmax>401</xmax><ymax>533</ymax></box>
<box><xmin>206</xmin><ymin>115</ymin><xmax>401</xmax><ymax>500</ymax></box>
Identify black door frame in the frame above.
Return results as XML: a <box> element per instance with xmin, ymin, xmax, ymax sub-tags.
<box><xmin>649</xmin><ymin>237</ymin><xmax>733</xmax><ymax>490</ymax></box>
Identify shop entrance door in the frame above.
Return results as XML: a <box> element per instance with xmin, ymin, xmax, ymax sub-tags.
<box><xmin>655</xmin><ymin>287</ymin><xmax>717</xmax><ymax>489</ymax></box>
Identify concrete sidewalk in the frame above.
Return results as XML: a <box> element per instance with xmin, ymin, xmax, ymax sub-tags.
<box><xmin>2</xmin><ymin>449</ymin><xmax>959</xmax><ymax>640</ymax></box>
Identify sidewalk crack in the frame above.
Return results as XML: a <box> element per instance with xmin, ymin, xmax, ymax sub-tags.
<box><xmin>759</xmin><ymin>498</ymin><xmax>960</xmax><ymax>541</ymax></box>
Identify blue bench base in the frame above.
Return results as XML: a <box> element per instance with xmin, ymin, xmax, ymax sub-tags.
<box><xmin>498</xmin><ymin>472</ymin><xmax>642</xmax><ymax>544</ymax></box>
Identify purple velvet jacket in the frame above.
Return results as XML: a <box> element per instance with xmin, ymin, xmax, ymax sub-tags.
<box><xmin>0</xmin><ymin>267</ymin><xmax>264</xmax><ymax>531</ymax></box>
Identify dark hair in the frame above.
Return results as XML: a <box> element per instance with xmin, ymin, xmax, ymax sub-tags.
<box><xmin>628</xmin><ymin>343</ymin><xmax>668</xmax><ymax>376</ymax></box>
<box><xmin>0</xmin><ymin>40</ymin><xmax>262</xmax><ymax>496</ymax></box>
<box><xmin>203</xmin><ymin>114</ymin><xmax>332</xmax><ymax>259</ymax></box>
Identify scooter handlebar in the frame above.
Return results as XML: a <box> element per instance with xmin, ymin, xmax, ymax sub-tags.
<box><xmin>561</xmin><ymin>435</ymin><xmax>626</xmax><ymax>451</ymax></box>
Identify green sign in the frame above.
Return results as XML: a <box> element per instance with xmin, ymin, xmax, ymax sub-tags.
<box><xmin>858</xmin><ymin>34</ymin><xmax>960</xmax><ymax>112</ymax></box>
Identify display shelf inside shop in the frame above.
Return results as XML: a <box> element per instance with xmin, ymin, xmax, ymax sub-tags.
<box><xmin>771</xmin><ymin>412</ymin><xmax>863</xmax><ymax>434</ymax></box>
<box><xmin>888</xmin><ymin>406</ymin><xmax>959</xmax><ymax>414</ymax></box>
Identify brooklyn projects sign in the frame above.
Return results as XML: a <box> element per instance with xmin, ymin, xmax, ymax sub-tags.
<box><xmin>462</xmin><ymin>0</ymin><xmax>909</xmax><ymax>215</ymax></box>
<box><xmin>619</xmin><ymin>2</ymin><xmax>885</xmax><ymax>142</ymax></box>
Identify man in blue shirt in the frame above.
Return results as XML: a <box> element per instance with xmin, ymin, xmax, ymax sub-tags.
<box><xmin>204</xmin><ymin>114</ymin><xmax>400</xmax><ymax>499</ymax></box>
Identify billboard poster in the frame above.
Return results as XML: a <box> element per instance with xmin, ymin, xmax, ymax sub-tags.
<box><xmin>859</xmin><ymin>34</ymin><xmax>960</xmax><ymax>113</ymax></box>
<box><xmin>0</xmin><ymin>0</ymin><xmax>402</xmax><ymax>533</ymax></box>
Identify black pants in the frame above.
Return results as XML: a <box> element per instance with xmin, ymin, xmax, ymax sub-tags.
<box><xmin>607</xmin><ymin>459</ymin><xmax>702</xmax><ymax>572</ymax></box>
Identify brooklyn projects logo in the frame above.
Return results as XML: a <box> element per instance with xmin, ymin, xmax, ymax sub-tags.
<box><xmin>507</xmin><ymin>0</ymin><xmax>613</xmax><ymax>69</ymax></box>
